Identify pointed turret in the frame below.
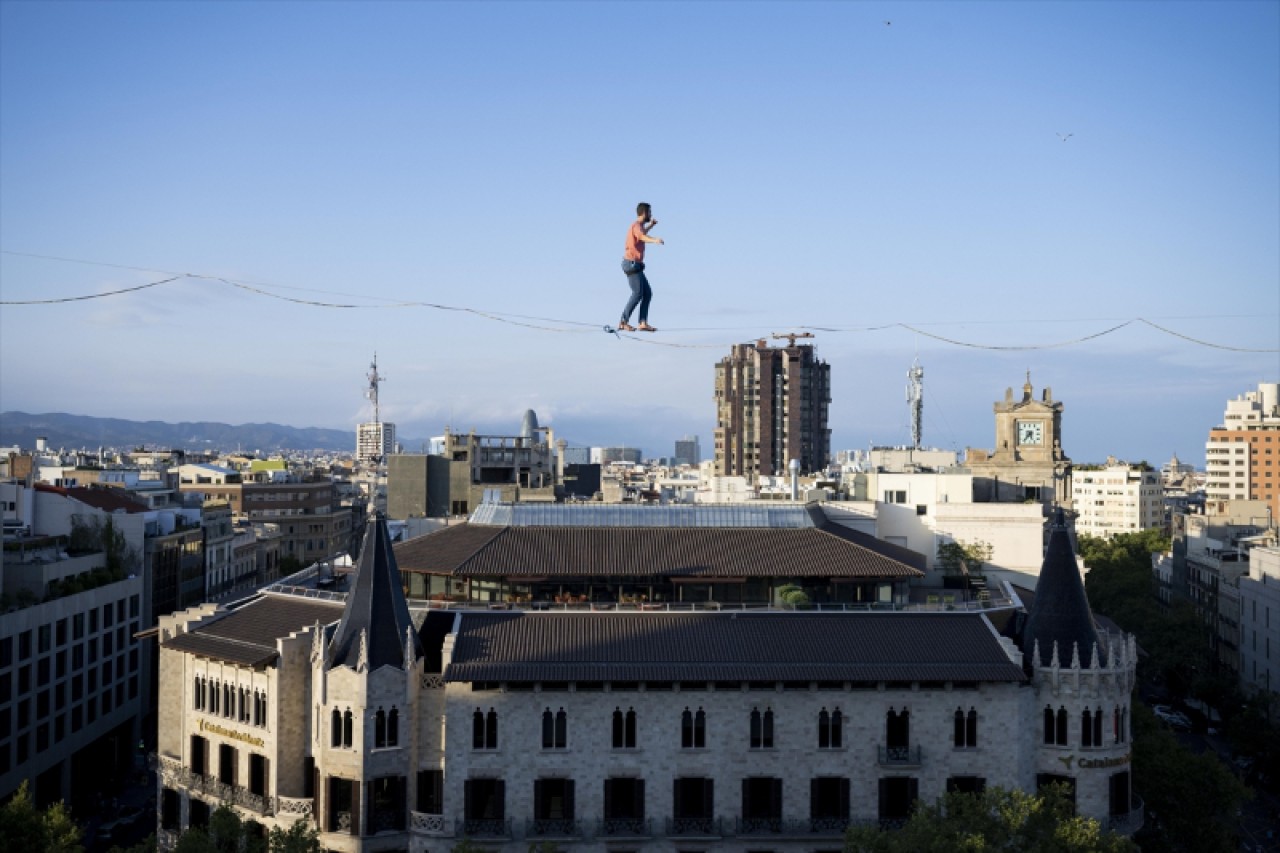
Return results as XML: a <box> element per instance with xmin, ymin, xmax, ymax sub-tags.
<box><xmin>1022</xmin><ymin>508</ymin><xmax>1102</xmax><ymax>668</ymax></box>
<box><xmin>328</xmin><ymin>512</ymin><xmax>422</xmax><ymax>671</ymax></box>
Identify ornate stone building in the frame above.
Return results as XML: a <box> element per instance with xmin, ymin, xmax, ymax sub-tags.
<box><xmin>153</xmin><ymin>510</ymin><xmax>1139</xmax><ymax>851</ymax></box>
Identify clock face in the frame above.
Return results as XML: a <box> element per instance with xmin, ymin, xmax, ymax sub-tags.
<box><xmin>1017</xmin><ymin>420</ymin><xmax>1044</xmax><ymax>445</ymax></box>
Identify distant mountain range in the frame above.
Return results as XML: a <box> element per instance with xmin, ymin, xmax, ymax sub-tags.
<box><xmin>0</xmin><ymin>411</ymin><xmax>396</xmax><ymax>454</ymax></box>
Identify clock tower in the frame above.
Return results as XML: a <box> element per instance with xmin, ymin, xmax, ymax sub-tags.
<box><xmin>966</xmin><ymin>374</ymin><xmax>1071</xmax><ymax>506</ymax></box>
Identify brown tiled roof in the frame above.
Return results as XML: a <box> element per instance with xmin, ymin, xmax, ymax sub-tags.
<box><xmin>34</xmin><ymin>483</ymin><xmax>149</xmax><ymax>514</ymax></box>
<box><xmin>162</xmin><ymin>594</ymin><xmax>343</xmax><ymax>667</ymax></box>
<box><xmin>394</xmin><ymin>523</ymin><xmax>923</xmax><ymax>579</ymax></box>
<box><xmin>444</xmin><ymin>611</ymin><xmax>1026</xmax><ymax>683</ymax></box>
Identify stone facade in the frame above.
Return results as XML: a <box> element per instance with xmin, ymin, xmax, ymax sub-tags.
<box><xmin>152</xmin><ymin>516</ymin><xmax>1140</xmax><ymax>851</ymax></box>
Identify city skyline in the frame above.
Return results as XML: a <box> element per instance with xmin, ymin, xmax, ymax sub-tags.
<box><xmin>2</xmin><ymin>2</ymin><xmax>1277</xmax><ymax>467</ymax></box>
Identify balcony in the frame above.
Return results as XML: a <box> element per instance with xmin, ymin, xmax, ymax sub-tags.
<box><xmin>525</xmin><ymin>818</ymin><xmax>583</xmax><ymax>839</ymax></box>
<box><xmin>410</xmin><ymin>811</ymin><xmax>447</xmax><ymax>835</ymax></box>
<box><xmin>878</xmin><ymin>745</ymin><xmax>923</xmax><ymax>767</ymax></box>
<box><xmin>596</xmin><ymin>817</ymin><xmax>651</xmax><ymax>838</ymax></box>
<box><xmin>455</xmin><ymin>817</ymin><xmax>513</xmax><ymax>838</ymax></box>
<box><xmin>1108</xmin><ymin>796</ymin><xmax>1145</xmax><ymax>836</ymax></box>
<box><xmin>666</xmin><ymin>816</ymin><xmax>723</xmax><ymax>836</ymax></box>
<box><xmin>733</xmin><ymin>817</ymin><xmax>854</xmax><ymax>837</ymax></box>
<box><xmin>156</xmin><ymin>760</ymin><xmax>272</xmax><ymax>816</ymax></box>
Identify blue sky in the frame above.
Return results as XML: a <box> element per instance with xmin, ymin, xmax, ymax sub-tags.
<box><xmin>1</xmin><ymin>1</ymin><xmax>1277</xmax><ymax>465</ymax></box>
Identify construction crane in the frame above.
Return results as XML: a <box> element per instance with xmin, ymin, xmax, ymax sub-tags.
<box><xmin>771</xmin><ymin>331</ymin><xmax>815</xmax><ymax>347</ymax></box>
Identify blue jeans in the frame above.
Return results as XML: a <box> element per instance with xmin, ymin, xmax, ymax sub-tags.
<box><xmin>620</xmin><ymin>259</ymin><xmax>651</xmax><ymax>324</ymax></box>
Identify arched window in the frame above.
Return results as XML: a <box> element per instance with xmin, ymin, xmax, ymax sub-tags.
<box><xmin>613</xmin><ymin>707</ymin><xmax>637</xmax><ymax>748</ymax></box>
<box><xmin>375</xmin><ymin>708</ymin><xmax>388</xmax><ymax>748</ymax></box>
<box><xmin>954</xmin><ymin>707</ymin><xmax>978</xmax><ymax>748</ymax></box>
<box><xmin>555</xmin><ymin>708</ymin><xmax>567</xmax><ymax>748</ymax></box>
<box><xmin>1055</xmin><ymin>707</ymin><xmax>1068</xmax><ymax>746</ymax></box>
<box><xmin>209</xmin><ymin>681</ymin><xmax>219</xmax><ymax>715</ymax></box>
<box><xmin>818</xmin><ymin>707</ymin><xmax>842</xmax><ymax>749</ymax></box>
<box><xmin>886</xmin><ymin>708</ymin><xmax>910</xmax><ymax>749</ymax></box>
<box><xmin>343</xmin><ymin>709</ymin><xmax>354</xmax><ymax>748</ymax></box>
<box><xmin>542</xmin><ymin>708</ymin><xmax>560</xmax><ymax>749</ymax></box>
<box><xmin>1120</xmin><ymin>706</ymin><xmax>1128</xmax><ymax>743</ymax></box>
<box><xmin>485</xmin><ymin>708</ymin><xmax>498</xmax><ymax>749</ymax></box>
<box><xmin>749</xmin><ymin>708</ymin><xmax>773</xmax><ymax>749</ymax></box>
<box><xmin>1092</xmin><ymin>706</ymin><xmax>1103</xmax><ymax>747</ymax></box>
<box><xmin>1081</xmin><ymin>709</ymin><xmax>1094</xmax><ymax>747</ymax></box>
<box><xmin>681</xmin><ymin>708</ymin><xmax>694</xmax><ymax>748</ymax></box>
<box><xmin>1043</xmin><ymin>706</ymin><xmax>1054</xmax><ymax>745</ymax></box>
<box><xmin>473</xmin><ymin>709</ymin><xmax>486</xmax><ymax>749</ymax></box>
<box><xmin>331</xmin><ymin>708</ymin><xmax>342</xmax><ymax>748</ymax></box>
<box><xmin>694</xmin><ymin>707</ymin><xmax>706</xmax><ymax>748</ymax></box>
<box><xmin>387</xmin><ymin>708</ymin><xmax>399</xmax><ymax>746</ymax></box>
<box><xmin>193</xmin><ymin>676</ymin><xmax>203</xmax><ymax>710</ymax></box>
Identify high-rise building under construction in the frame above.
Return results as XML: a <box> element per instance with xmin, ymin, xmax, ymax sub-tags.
<box><xmin>714</xmin><ymin>338</ymin><xmax>831</xmax><ymax>481</ymax></box>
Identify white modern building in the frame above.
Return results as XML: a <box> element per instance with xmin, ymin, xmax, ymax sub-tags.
<box><xmin>1071</xmin><ymin>461</ymin><xmax>1163</xmax><ymax>540</ymax></box>
<box><xmin>357</xmin><ymin>422</ymin><xmax>397</xmax><ymax>464</ymax></box>
<box><xmin>1239</xmin><ymin>544</ymin><xmax>1280</xmax><ymax>700</ymax></box>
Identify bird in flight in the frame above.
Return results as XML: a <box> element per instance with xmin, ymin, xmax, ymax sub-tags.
<box><xmin>884</xmin><ymin>20</ymin><xmax>892</xmax><ymax>26</ymax></box>
<box><xmin>1057</xmin><ymin>132</ymin><xmax>1073</xmax><ymax>142</ymax></box>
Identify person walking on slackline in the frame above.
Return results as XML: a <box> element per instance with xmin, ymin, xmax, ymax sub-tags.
<box><xmin>618</xmin><ymin>202</ymin><xmax>663</xmax><ymax>332</ymax></box>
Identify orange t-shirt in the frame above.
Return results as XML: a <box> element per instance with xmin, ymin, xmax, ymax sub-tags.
<box><xmin>624</xmin><ymin>221</ymin><xmax>645</xmax><ymax>261</ymax></box>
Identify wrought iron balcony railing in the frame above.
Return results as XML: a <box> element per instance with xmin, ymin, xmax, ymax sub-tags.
<box><xmin>597</xmin><ymin>817</ymin><xmax>651</xmax><ymax>837</ymax></box>
<box><xmin>455</xmin><ymin>817</ymin><xmax>513</xmax><ymax>838</ymax></box>
<box><xmin>666</xmin><ymin>816</ymin><xmax>723</xmax><ymax>836</ymax></box>
<box><xmin>878</xmin><ymin>744</ymin><xmax>923</xmax><ymax>766</ymax></box>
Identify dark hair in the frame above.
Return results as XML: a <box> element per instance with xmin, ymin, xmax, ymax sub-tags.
<box><xmin>636</xmin><ymin>202</ymin><xmax>651</xmax><ymax>217</ymax></box>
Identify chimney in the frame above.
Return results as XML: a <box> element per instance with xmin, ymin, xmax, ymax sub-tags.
<box><xmin>789</xmin><ymin>458</ymin><xmax>800</xmax><ymax>500</ymax></box>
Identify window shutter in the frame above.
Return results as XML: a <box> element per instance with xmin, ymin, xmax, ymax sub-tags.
<box><xmin>741</xmin><ymin>779</ymin><xmax>750</xmax><ymax>817</ymax></box>
<box><xmin>603</xmin><ymin>779</ymin><xmax>614</xmax><ymax>817</ymax></box>
<box><xmin>672</xmin><ymin>778</ymin><xmax>681</xmax><ymax>818</ymax></box>
<box><xmin>878</xmin><ymin>778</ymin><xmax>888</xmax><ymax>818</ymax></box>
<box><xmin>464</xmin><ymin>780</ymin><xmax>474</xmax><ymax>819</ymax></box>
<box><xmin>810</xmin><ymin>778</ymin><xmax>820</xmax><ymax>818</ymax></box>
<box><xmin>839</xmin><ymin>777</ymin><xmax>850</xmax><ymax>817</ymax></box>
<box><xmin>534</xmin><ymin>780</ymin><xmax>544</xmax><ymax>819</ymax></box>
<box><xmin>494</xmin><ymin>780</ymin><xmax>505</xmax><ymax>819</ymax></box>
<box><xmin>263</xmin><ymin>757</ymin><xmax>270</xmax><ymax>798</ymax></box>
<box><xmin>351</xmin><ymin>781</ymin><xmax>361</xmax><ymax>837</ymax></box>
<box><xmin>770</xmin><ymin>778</ymin><xmax>782</xmax><ymax>818</ymax></box>
<box><xmin>634</xmin><ymin>779</ymin><xmax>645</xmax><ymax>819</ymax></box>
<box><xmin>907</xmin><ymin>777</ymin><xmax>919</xmax><ymax>807</ymax></box>
<box><xmin>703</xmin><ymin>778</ymin><xmax>714</xmax><ymax>817</ymax></box>
<box><xmin>565</xmin><ymin>780</ymin><xmax>575</xmax><ymax>819</ymax></box>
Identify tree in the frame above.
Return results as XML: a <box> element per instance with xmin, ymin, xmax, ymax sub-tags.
<box><xmin>208</xmin><ymin>805</ymin><xmax>243</xmax><ymax>853</ymax></box>
<box><xmin>267</xmin><ymin>821</ymin><xmax>320</xmax><ymax>853</ymax></box>
<box><xmin>1129</xmin><ymin>703</ymin><xmax>1249</xmax><ymax>853</ymax></box>
<box><xmin>843</xmin><ymin>785</ymin><xmax>1136</xmax><ymax>853</ymax></box>
<box><xmin>935</xmin><ymin>540</ymin><xmax>993</xmax><ymax>577</ymax></box>
<box><xmin>173</xmin><ymin>828</ymin><xmax>217</xmax><ymax>853</ymax></box>
<box><xmin>776</xmin><ymin>583</ymin><xmax>811</xmax><ymax>606</ymax></box>
<box><xmin>0</xmin><ymin>781</ymin><xmax>84</xmax><ymax>853</ymax></box>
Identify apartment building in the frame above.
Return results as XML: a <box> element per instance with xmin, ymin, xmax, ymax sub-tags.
<box><xmin>1072</xmin><ymin>461</ymin><xmax>1163</xmax><ymax>540</ymax></box>
<box><xmin>714</xmin><ymin>339</ymin><xmax>831</xmax><ymax>482</ymax></box>
<box><xmin>177</xmin><ymin>466</ymin><xmax>353</xmax><ymax>567</ymax></box>
<box><xmin>1205</xmin><ymin>382</ymin><xmax>1280</xmax><ymax>521</ymax></box>
<box><xmin>356</xmin><ymin>422</ymin><xmax>396</xmax><ymax>464</ymax></box>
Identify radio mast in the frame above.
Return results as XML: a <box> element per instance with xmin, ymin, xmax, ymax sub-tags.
<box><xmin>907</xmin><ymin>357</ymin><xmax>924</xmax><ymax>449</ymax></box>
<box><xmin>366</xmin><ymin>354</ymin><xmax>385</xmax><ymax>427</ymax></box>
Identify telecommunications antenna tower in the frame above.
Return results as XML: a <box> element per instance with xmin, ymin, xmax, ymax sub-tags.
<box><xmin>906</xmin><ymin>357</ymin><xmax>924</xmax><ymax>449</ymax></box>
<box><xmin>366</xmin><ymin>353</ymin><xmax>385</xmax><ymax>427</ymax></box>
